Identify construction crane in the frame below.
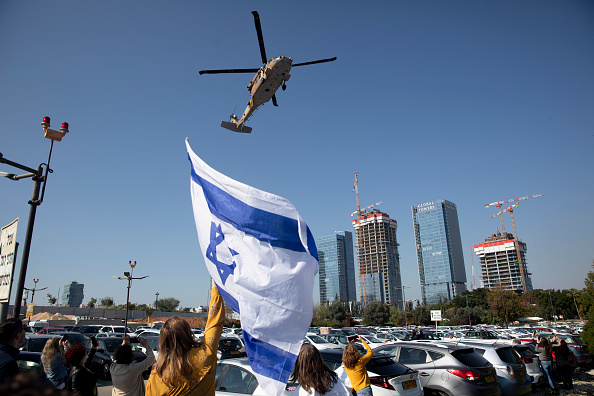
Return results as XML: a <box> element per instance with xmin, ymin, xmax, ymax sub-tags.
<box><xmin>484</xmin><ymin>194</ymin><xmax>543</xmax><ymax>236</ymax></box>
<box><xmin>486</xmin><ymin>194</ymin><xmax>543</xmax><ymax>293</ymax></box>
<box><xmin>352</xmin><ymin>172</ymin><xmax>382</xmax><ymax>304</ymax></box>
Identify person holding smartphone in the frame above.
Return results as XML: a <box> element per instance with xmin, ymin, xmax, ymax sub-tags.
<box><xmin>111</xmin><ymin>335</ymin><xmax>155</xmax><ymax>396</ymax></box>
<box><xmin>342</xmin><ymin>335</ymin><xmax>374</xmax><ymax>396</ymax></box>
<box><xmin>65</xmin><ymin>336</ymin><xmax>99</xmax><ymax>396</ymax></box>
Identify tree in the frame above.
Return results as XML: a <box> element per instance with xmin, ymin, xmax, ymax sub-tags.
<box><xmin>389</xmin><ymin>304</ymin><xmax>404</xmax><ymax>326</ymax></box>
<box><xmin>579</xmin><ymin>262</ymin><xmax>594</xmax><ymax>351</ymax></box>
<box><xmin>157</xmin><ymin>297</ymin><xmax>180</xmax><ymax>312</ymax></box>
<box><xmin>100</xmin><ymin>297</ymin><xmax>114</xmax><ymax>308</ymax></box>
<box><xmin>87</xmin><ymin>298</ymin><xmax>97</xmax><ymax>308</ymax></box>
<box><xmin>47</xmin><ymin>293</ymin><xmax>57</xmax><ymax>305</ymax></box>
<box><xmin>362</xmin><ymin>301</ymin><xmax>389</xmax><ymax>325</ymax></box>
<box><xmin>328</xmin><ymin>300</ymin><xmax>347</xmax><ymax>327</ymax></box>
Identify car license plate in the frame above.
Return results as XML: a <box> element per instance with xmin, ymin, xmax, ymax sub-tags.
<box><xmin>402</xmin><ymin>380</ymin><xmax>417</xmax><ymax>390</ymax></box>
<box><xmin>231</xmin><ymin>351</ymin><xmax>240</xmax><ymax>354</ymax></box>
<box><xmin>485</xmin><ymin>375</ymin><xmax>495</xmax><ymax>383</ymax></box>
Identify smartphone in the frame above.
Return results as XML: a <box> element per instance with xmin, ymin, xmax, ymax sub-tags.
<box><xmin>90</xmin><ymin>336</ymin><xmax>99</xmax><ymax>348</ymax></box>
<box><xmin>129</xmin><ymin>337</ymin><xmax>140</xmax><ymax>343</ymax></box>
<box><xmin>347</xmin><ymin>335</ymin><xmax>358</xmax><ymax>343</ymax></box>
<box><xmin>61</xmin><ymin>335</ymin><xmax>69</xmax><ymax>341</ymax></box>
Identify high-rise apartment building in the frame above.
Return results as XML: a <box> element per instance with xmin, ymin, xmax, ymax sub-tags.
<box><xmin>412</xmin><ymin>199</ymin><xmax>467</xmax><ymax>305</ymax></box>
<box><xmin>473</xmin><ymin>231</ymin><xmax>533</xmax><ymax>293</ymax></box>
<box><xmin>316</xmin><ymin>231</ymin><xmax>357</xmax><ymax>303</ymax></box>
<box><xmin>62</xmin><ymin>281</ymin><xmax>84</xmax><ymax>307</ymax></box>
<box><xmin>352</xmin><ymin>210</ymin><xmax>403</xmax><ymax>308</ymax></box>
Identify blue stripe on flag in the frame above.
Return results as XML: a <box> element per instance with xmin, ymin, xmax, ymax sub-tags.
<box><xmin>216</xmin><ymin>284</ymin><xmax>240</xmax><ymax>314</ymax></box>
<box><xmin>190</xmin><ymin>164</ymin><xmax>318</xmax><ymax>260</ymax></box>
<box><xmin>242</xmin><ymin>330</ymin><xmax>297</xmax><ymax>384</ymax></box>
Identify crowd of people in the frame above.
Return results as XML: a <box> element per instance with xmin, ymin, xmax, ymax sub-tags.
<box><xmin>0</xmin><ymin>298</ymin><xmax>582</xmax><ymax>396</ymax></box>
<box><xmin>0</xmin><ymin>281</ymin><xmax>224</xmax><ymax>396</ymax></box>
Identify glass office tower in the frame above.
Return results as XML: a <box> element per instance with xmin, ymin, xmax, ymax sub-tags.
<box><xmin>412</xmin><ymin>199</ymin><xmax>467</xmax><ymax>305</ymax></box>
<box><xmin>316</xmin><ymin>231</ymin><xmax>357</xmax><ymax>303</ymax></box>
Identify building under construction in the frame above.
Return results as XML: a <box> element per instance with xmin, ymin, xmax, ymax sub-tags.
<box><xmin>473</xmin><ymin>231</ymin><xmax>533</xmax><ymax>294</ymax></box>
<box><xmin>352</xmin><ymin>209</ymin><xmax>403</xmax><ymax>308</ymax></box>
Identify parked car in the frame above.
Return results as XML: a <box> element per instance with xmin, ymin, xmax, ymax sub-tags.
<box><xmin>15</xmin><ymin>351</ymin><xmax>51</xmax><ymax>385</ymax></box>
<box><xmin>319</xmin><ymin>348</ymin><xmax>423</xmax><ymax>396</ymax></box>
<box><xmin>92</xmin><ymin>336</ymin><xmax>149</xmax><ymax>379</ymax></box>
<box><xmin>358</xmin><ymin>335</ymin><xmax>386</xmax><ymax>348</ymax></box>
<box><xmin>138</xmin><ymin>335</ymin><xmax>161</xmax><ymax>361</ymax></box>
<box><xmin>69</xmin><ymin>325</ymin><xmax>103</xmax><ymax>336</ymax></box>
<box><xmin>460</xmin><ymin>341</ymin><xmax>531</xmax><ymax>396</ymax></box>
<box><xmin>218</xmin><ymin>336</ymin><xmax>247</xmax><ymax>360</ymax></box>
<box><xmin>512</xmin><ymin>343</ymin><xmax>546</xmax><ymax>388</ymax></box>
<box><xmin>303</xmin><ymin>334</ymin><xmax>340</xmax><ymax>350</ymax></box>
<box><xmin>20</xmin><ymin>334</ymin><xmax>55</xmax><ymax>352</ymax></box>
<box><xmin>401</xmin><ymin>332</ymin><xmax>441</xmax><ymax>341</ymax></box>
<box><xmin>136</xmin><ymin>329</ymin><xmax>161</xmax><ymax>337</ymax></box>
<box><xmin>36</xmin><ymin>327</ymin><xmax>64</xmax><ymax>335</ymax></box>
<box><xmin>373</xmin><ymin>341</ymin><xmax>502</xmax><ymax>396</ymax></box>
<box><xmin>320</xmin><ymin>333</ymin><xmax>351</xmax><ymax>348</ymax></box>
<box><xmin>375</xmin><ymin>332</ymin><xmax>398</xmax><ymax>343</ymax></box>
<box><xmin>100</xmin><ymin>325</ymin><xmax>135</xmax><ymax>334</ymax></box>
<box><xmin>463</xmin><ymin>330</ymin><xmax>499</xmax><ymax>340</ymax></box>
<box><xmin>568</xmin><ymin>344</ymin><xmax>592</xmax><ymax>370</ymax></box>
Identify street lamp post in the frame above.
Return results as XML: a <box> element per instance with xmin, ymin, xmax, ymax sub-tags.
<box><xmin>24</xmin><ymin>278</ymin><xmax>47</xmax><ymax>322</ymax></box>
<box><xmin>155</xmin><ymin>292</ymin><xmax>159</xmax><ymax>311</ymax></box>
<box><xmin>0</xmin><ymin>117</ymin><xmax>69</xmax><ymax>319</ymax></box>
<box><xmin>114</xmin><ymin>261</ymin><xmax>148</xmax><ymax>336</ymax></box>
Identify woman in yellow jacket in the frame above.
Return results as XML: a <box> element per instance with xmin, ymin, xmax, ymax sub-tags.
<box><xmin>342</xmin><ymin>335</ymin><xmax>373</xmax><ymax>396</ymax></box>
<box><xmin>146</xmin><ymin>282</ymin><xmax>224</xmax><ymax>396</ymax></box>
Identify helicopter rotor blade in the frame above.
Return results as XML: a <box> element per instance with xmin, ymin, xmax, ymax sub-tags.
<box><xmin>199</xmin><ymin>68</ymin><xmax>260</xmax><ymax>75</ymax></box>
<box><xmin>292</xmin><ymin>57</ymin><xmax>337</xmax><ymax>67</ymax></box>
<box><xmin>252</xmin><ymin>11</ymin><xmax>268</xmax><ymax>64</ymax></box>
<box><xmin>272</xmin><ymin>94</ymin><xmax>278</xmax><ymax>107</ymax></box>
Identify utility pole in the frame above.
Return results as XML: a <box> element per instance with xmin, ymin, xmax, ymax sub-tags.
<box><xmin>24</xmin><ymin>278</ymin><xmax>47</xmax><ymax>322</ymax></box>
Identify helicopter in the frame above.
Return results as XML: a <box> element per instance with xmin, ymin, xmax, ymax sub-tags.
<box><xmin>199</xmin><ymin>11</ymin><xmax>336</xmax><ymax>133</ymax></box>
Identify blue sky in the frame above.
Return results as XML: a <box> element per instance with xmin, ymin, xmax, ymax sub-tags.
<box><xmin>1</xmin><ymin>1</ymin><xmax>592</xmax><ymax>310</ymax></box>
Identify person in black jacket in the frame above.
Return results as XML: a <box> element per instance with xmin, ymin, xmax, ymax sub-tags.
<box><xmin>0</xmin><ymin>318</ymin><xmax>26</xmax><ymax>383</ymax></box>
<box><xmin>64</xmin><ymin>340</ymin><xmax>98</xmax><ymax>396</ymax></box>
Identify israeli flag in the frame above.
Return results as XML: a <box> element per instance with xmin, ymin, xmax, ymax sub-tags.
<box><xmin>186</xmin><ymin>139</ymin><xmax>318</xmax><ymax>396</ymax></box>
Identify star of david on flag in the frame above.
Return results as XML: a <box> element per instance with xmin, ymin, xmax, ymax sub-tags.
<box><xmin>186</xmin><ymin>139</ymin><xmax>318</xmax><ymax>396</ymax></box>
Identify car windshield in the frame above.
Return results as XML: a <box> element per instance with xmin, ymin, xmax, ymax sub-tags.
<box><xmin>28</xmin><ymin>338</ymin><xmax>51</xmax><ymax>352</ymax></box>
<box><xmin>514</xmin><ymin>346</ymin><xmax>534</xmax><ymax>358</ymax></box>
<box><xmin>341</xmin><ymin>329</ymin><xmax>356</xmax><ymax>336</ymax></box>
<box><xmin>101</xmin><ymin>339</ymin><xmax>123</xmax><ymax>353</ymax></box>
<box><xmin>496</xmin><ymin>347</ymin><xmax>521</xmax><ymax>364</ymax></box>
<box><xmin>451</xmin><ymin>348</ymin><xmax>490</xmax><ymax>367</ymax></box>
<box><xmin>308</xmin><ymin>335</ymin><xmax>328</xmax><ymax>344</ymax></box>
<box><xmin>82</xmin><ymin>326</ymin><xmax>101</xmax><ymax>334</ymax></box>
<box><xmin>148</xmin><ymin>339</ymin><xmax>160</xmax><ymax>350</ymax></box>
<box><xmin>364</xmin><ymin>336</ymin><xmax>382</xmax><ymax>343</ymax></box>
<box><xmin>564</xmin><ymin>335</ymin><xmax>583</xmax><ymax>344</ymax></box>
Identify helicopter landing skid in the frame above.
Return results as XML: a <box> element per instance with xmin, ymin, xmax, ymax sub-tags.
<box><xmin>220</xmin><ymin>121</ymin><xmax>252</xmax><ymax>134</ymax></box>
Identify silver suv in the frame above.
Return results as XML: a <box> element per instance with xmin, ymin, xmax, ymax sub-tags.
<box><xmin>459</xmin><ymin>341</ymin><xmax>531</xmax><ymax>396</ymax></box>
<box><xmin>373</xmin><ymin>341</ymin><xmax>501</xmax><ymax>396</ymax></box>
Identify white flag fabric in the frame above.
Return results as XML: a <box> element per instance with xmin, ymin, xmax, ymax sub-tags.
<box><xmin>186</xmin><ymin>139</ymin><xmax>318</xmax><ymax>396</ymax></box>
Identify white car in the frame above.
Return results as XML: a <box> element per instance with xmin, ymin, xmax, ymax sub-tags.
<box><xmin>358</xmin><ymin>335</ymin><xmax>386</xmax><ymax>349</ymax></box>
<box><xmin>136</xmin><ymin>329</ymin><xmax>161</xmax><ymax>337</ymax></box>
<box><xmin>304</xmin><ymin>333</ymin><xmax>341</xmax><ymax>350</ymax></box>
<box><xmin>215</xmin><ymin>351</ymin><xmax>423</xmax><ymax>396</ymax></box>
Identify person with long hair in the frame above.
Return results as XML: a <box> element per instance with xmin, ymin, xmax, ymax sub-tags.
<box><xmin>553</xmin><ymin>339</ymin><xmax>574</xmax><ymax>390</ymax></box>
<box><xmin>111</xmin><ymin>335</ymin><xmax>155</xmax><ymax>396</ymax></box>
<box><xmin>342</xmin><ymin>335</ymin><xmax>373</xmax><ymax>396</ymax></box>
<box><xmin>290</xmin><ymin>343</ymin><xmax>351</xmax><ymax>396</ymax></box>
<box><xmin>535</xmin><ymin>337</ymin><xmax>558</xmax><ymax>395</ymax></box>
<box><xmin>41</xmin><ymin>336</ymin><xmax>68</xmax><ymax>389</ymax></box>
<box><xmin>146</xmin><ymin>281</ymin><xmax>224</xmax><ymax>396</ymax></box>
<box><xmin>64</xmin><ymin>340</ymin><xmax>99</xmax><ymax>396</ymax></box>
